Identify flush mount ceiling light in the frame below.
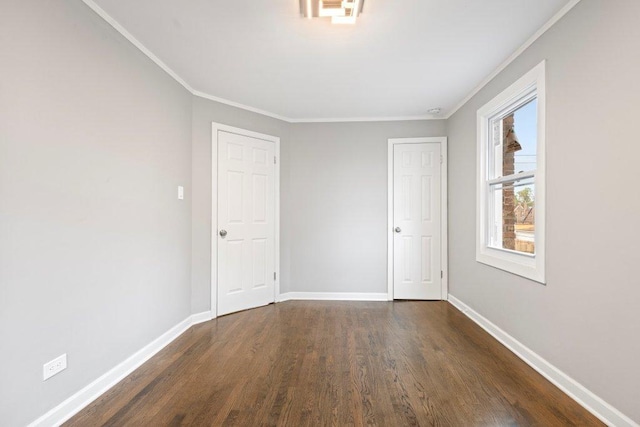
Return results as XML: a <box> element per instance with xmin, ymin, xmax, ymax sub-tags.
<box><xmin>301</xmin><ymin>0</ymin><xmax>364</xmax><ymax>24</ymax></box>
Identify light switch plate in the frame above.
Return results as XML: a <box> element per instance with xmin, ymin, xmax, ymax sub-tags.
<box><xmin>178</xmin><ymin>186</ymin><xmax>184</xmax><ymax>200</ymax></box>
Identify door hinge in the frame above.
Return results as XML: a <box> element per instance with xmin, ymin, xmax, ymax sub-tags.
<box><xmin>441</xmin><ymin>271</ymin><xmax>443</xmax><ymax>279</ymax></box>
<box><xmin>274</xmin><ymin>272</ymin><xmax>277</xmax><ymax>280</ymax></box>
<box><xmin>440</xmin><ymin>155</ymin><xmax>443</xmax><ymax>164</ymax></box>
<box><xmin>274</xmin><ymin>156</ymin><xmax>277</xmax><ymax>164</ymax></box>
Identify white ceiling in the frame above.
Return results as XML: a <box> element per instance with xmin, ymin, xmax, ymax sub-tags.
<box><xmin>88</xmin><ymin>0</ymin><xmax>572</xmax><ymax>121</ymax></box>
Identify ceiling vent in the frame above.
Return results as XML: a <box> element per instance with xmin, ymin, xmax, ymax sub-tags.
<box><xmin>300</xmin><ymin>0</ymin><xmax>365</xmax><ymax>24</ymax></box>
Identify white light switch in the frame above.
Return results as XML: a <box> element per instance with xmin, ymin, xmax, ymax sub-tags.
<box><xmin>178</xmin><ymin>186</ymin><xmax>184</xmax><ymax>200</ymax></box>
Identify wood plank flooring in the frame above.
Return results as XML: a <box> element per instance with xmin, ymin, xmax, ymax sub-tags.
<box><xmin>66</xmin><ymin>301</ymin><xmax>603</xmax><ymax>426</ymax></box>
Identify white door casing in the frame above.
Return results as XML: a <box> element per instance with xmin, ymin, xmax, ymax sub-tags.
<box><xmin>388</xmin><ymin>138</ymin><xmax>448</xmax><ymax>300</ymax></box>
<box><xmin>212</xmin><ymin>124</ymin><xmax>280</xmax><ymax>317</ymax></box>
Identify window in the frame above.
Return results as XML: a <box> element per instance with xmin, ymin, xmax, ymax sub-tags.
<box><xmin>476</xmin><ymin>61</ymin><xmax>545</xmax><ymax>283</ymax></box>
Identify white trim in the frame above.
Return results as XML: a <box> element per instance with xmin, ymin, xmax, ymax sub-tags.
<box><xmin>277</xmin><ymin>292</ymin><xmax>389</xmax><ymax>302</ymax></box>
<box><xmin>440</xmin><ymin>139</ymin><xmax>449</xmax><ymax>301</ymax></box>
<box><xmin>211</xmin><ymin>123</ymin><xmax>281</xmax><ymax>318</ymax></box>
<box><xmin>192</xmin><ymin>94</ymin><xmax>443</xmax><ymax>124</ymax></box>
<box><xmin>191</xmin><ymin>310</ymin><xmax>213</xmax><ymax>325</ymax></box>
<box><xmin>192</xmin><ymin>91</ymin><xmax>291</xmax><ymax>123</ymax></box>
<box><xmin>274</xmin><ymin>140</ymin><xmax>281</xmax><ymax>300</ymax></box>
<box><xmin>387</xmin><ymin>137</ymin><xmax>449</xmax><ymax>301</ymax></box>
<box><xmin>445</xmin><ymin>0</ymin><xmax>582</xmax><ymax>119</ymax></box>
<box><xmin>387</xmin><ymin>140</ymin><xmax>394</xmax><ymax>301</ymax></box>
<box><xmin>27</xmin><ymin>312</ymin><xmax>213</xmax><ymax>427</ymax></box>
<box><xmin>288</xmin><ymin>115</ymin><xmax>439</xmax><ymax>123</ymax></box>
<box><xmin>448</xmin><ymin>295</ymin><xmax>639</xmax><ymax>427</ymax></box>
<box><xmin>80</xmin><ymin>0</ymin><xmax>194</xmax><ymax>94</ymax></box>
<box><xmin>476</xmin><ymin>60</ymin><xmax>546</xmax><ymax>284</ymax></box>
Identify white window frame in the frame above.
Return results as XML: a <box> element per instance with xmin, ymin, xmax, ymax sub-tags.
<box><xmin>476</xmin><ymin>60</ymin><xmax>546</xmax><ymax>284</ymax></box>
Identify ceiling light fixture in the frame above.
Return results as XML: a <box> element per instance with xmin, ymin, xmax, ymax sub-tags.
<box><xmin>318</xmin><ymin>1</ymin><xmax>346</xmax><ymax>17</ymax></box>
<box><xmin>301</xmin><ymin>0</ymin><xmax>363</xmax><ymax>24</ymax></box>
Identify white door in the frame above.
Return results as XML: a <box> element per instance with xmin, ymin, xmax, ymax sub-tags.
<box><xmin>217</xmin><ymin>130</ymin><xmax>275</xmax><ymax>316</ymax></box>
<box><xmin>393</xmin><ymin>143</ymin><xmax>442</xmax><ymax>300</ymax></box>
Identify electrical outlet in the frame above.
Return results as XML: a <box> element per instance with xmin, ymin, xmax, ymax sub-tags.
<box><xmin>43</xmin><ymin>354</ymin><xmax>67</xmax><ymax>381</ymax></box>
<box><xmin>177</xmin><ymin>185</ymin><xmax>184</xmax><ymax>200</ymax></box>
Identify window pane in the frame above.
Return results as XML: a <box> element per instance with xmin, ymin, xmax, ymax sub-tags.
<box><xmin>490</xmin><ymin>99</ymin><xmax>537</xmax><ymax>179</ymax></box>
<box><xmin>488</xmin><ymin>177</ymin><xmax>535</xmax><ymax>254</ymax></box>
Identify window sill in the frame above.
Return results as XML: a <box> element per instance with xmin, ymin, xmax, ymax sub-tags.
<box><xmin>476</xmin><ymin>246</ymin><xmax>545</xmax><ymax>284</ymax></box>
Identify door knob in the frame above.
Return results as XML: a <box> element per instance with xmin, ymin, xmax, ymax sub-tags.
<box><xmin>394</xmin><ymin>227</ymin><xmax>401</xmax><ymax>233</ymax></box>
<box><xmin>219</xmin><ymin>229</ymin><xmax>227</xmax><ymax>238</ymax></box>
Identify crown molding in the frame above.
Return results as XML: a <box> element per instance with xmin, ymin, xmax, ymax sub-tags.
<box><xmin>81</xmin><ymin>0</ymin><xmax>194</xmax><ymax>93</ymax></box>
<box><xmin>288</xmin><ymin>115</ymin><xmax>440</xmax><ymax>123</ymax></box>
<box><xmin>444</xmin><ymin>0</ymin><xmax>583</xmax><ymax>119</ymax></box>
<box><xmin>82</xmin><ymin>0</ymin><xmax>582</xmax><ymax>124</ymax></box>
<box><xmin>194</xmin><ymin>92</ymin><xmax>442</xmax><ymax>123</ymax></box>
<box><xmin>192</xmin><ymin>90</ymin><xmax>292</xmax><ymax>122</ymax></box>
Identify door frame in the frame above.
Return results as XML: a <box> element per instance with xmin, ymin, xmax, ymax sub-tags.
<box><xmin>211</xmin><ymin>122</ymin><xmax>280</xmax><ymax>318</ymax></box>
<box><xmin>387</xmin><ymin>137</ymin><xmax>448</xmax><ymax>301</ymax></box>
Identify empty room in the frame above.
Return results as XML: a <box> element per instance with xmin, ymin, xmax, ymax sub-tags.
<box><xmin>1</xmin><ymin>0</ymin><xmax>639</xmax><ymax>426</ymax></box>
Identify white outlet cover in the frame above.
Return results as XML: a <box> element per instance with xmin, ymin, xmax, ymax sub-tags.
<box><xmin>178</xmin><ymin>186</ymin><xmax>184</xmax><ymax>200</ymax></box>
<box><xmin>43</xmin><ymin>354</ymin><xmax>67</xmax><ymax>381</ymax></box>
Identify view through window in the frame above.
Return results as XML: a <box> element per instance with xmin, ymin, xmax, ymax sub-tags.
<box><xmin>488</xmin><ymin>99</ymin><xmax>537</xmax><ymax>254</ymax></box>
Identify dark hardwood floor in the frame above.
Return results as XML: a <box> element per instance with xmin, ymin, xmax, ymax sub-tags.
<box><xmin>66</xmin><ymin>301</ymin><xmax>602</xmax><ymax>426</ymax></box>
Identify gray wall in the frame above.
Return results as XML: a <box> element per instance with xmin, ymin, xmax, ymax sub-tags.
<box><xmin>190</xmin><ymin>97</ymin><xmax>287</xmax><ymax>313</ymax></box>
<box><xmin>0</xmin><ymin>1</ymin><xmax>193</xmax><ymax>425</ymax></box>
<box><xmin>446</xmin><ymin>0</ymin><xmax>640</xmax><ymax>423</ymax></box>
<box><xmin>3</xmin><ymin>0</ymin><xmax>638</xmax><ymax>425</ymax></box>
<box><xmin>191</xmin><ymin>106</ymin><xmax>445</xmax><ymax>305</ymax></box>
<box><xmin>285</xmin><ymin>121</ymin><xmax>446</xmax><ymax>294</ymax></box>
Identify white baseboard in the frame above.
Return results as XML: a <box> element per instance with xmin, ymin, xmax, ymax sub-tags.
<box><xmin>277</xmin><ymin>292</ymin><xmax>389</xmax><ymax>302</ymax></box>
<box><xmin>191</xmin><ymin>310</ymin><xmax>213</xmax><ymax>325</ymax></box>
<box><xmin>28</xmin><ymin>311</ymin><xmax>214</xmax><ymax>427</ymax></box>
<box><xmin>448</xmin><ymin>295</ymin><xmax>638</xmax><ymax>427</ymax></box>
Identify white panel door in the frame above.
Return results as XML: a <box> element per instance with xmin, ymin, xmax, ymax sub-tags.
<box><xmin>393</xmin><ymin>143</ymin><xmax>442</xmax><ymax>300</ymax></box>
<box><xmin>217</xmin><ymin>130</ymin><xmax>275</xmax><ymax>316</ymax></box>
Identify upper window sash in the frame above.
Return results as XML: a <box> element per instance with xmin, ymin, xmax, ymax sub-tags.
<box><xmin>489</xmin><ymin>88</ymin><xmax>537</xmax><ymax>124</ymax></box>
